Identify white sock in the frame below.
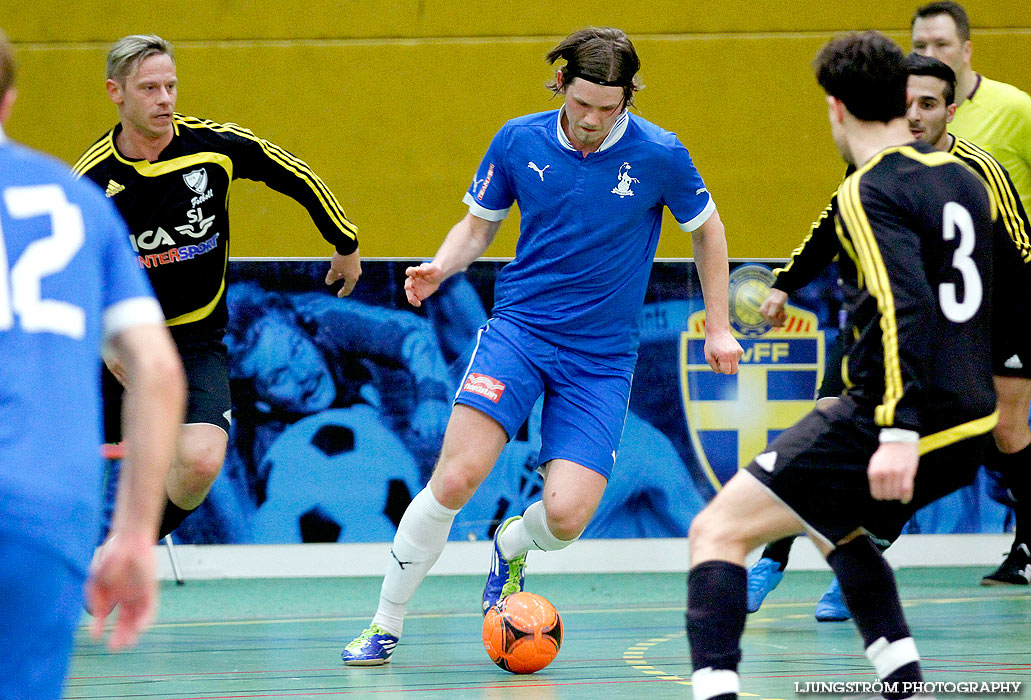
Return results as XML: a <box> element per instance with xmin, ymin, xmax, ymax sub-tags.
<box><xmin>498</xmin><ymin>500</ymin><xmax>578</xmax><ymax>560</ymax></box>
<box><xmin>371</xmin><ymin>486</ymin><xmax>459</xmax><ymax>637</ymax></box>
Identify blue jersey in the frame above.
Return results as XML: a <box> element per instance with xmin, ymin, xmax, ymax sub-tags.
<box><xmin>0</xmin><ymin>132</ymin><xmax>162</xmax><ymax>571</ymax></box>
<box><xmin>464</xmin><ymin>109</ymin><xmax>714</xmax><ymax>357</ymax></box>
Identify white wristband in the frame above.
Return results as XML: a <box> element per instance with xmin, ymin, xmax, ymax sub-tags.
<box><xmin>879</xmin><ymin>428</ymin><xmax>919</xmax><ymax>444</ymax></box>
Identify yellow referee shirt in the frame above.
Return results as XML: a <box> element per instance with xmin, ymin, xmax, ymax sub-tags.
<box><xmin>951</xmin><ymin>75</ymin><xmax>1031</xmax><ymax>217</ymax></box>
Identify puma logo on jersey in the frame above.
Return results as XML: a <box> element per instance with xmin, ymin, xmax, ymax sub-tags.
<box><xmin>105</xmin><ymin>180</ymin><xmax>124</xmax><ymax>197</ymax></box>
<box><xmin>755</xmin><ymin>451</ymin><xmax>777</xmax><ymax>472</ymax></box>
<box><xmin>527</xmin><ymin>162</ymin><xmax>550</xmax><ymax>181</ymax></box>
<box><xmin>1005</xmin><ymin>355</ymin><xmax>1024</xmax><ymax>369</ymax></box>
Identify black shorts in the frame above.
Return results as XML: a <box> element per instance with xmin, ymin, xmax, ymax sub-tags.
<box><xmin>103</xmin><ymin>335</ymin><xmax>231</xmax><ymax>442</ymax></box>
<box><xmin>992</xmin><ymin>255</ymin><xmax>1031</xmax><ymax>378</ymax></box>
<box><xmin>744</xmin><ymin>396</ymin><xmax>993</xmax><ymax>546</ymax></box>
<box><xmin>992</xmin><ymin>326</ymin><xmax>1031</xmax><ymax>378</ymax></box>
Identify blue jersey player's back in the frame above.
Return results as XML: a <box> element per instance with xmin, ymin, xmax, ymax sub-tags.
<box><xmin>0</xmin><ymin>135</ymin><xmax>158</xmax><ymax>568</ymax></box>
<box><xmin>0</xmin><ymin>34</ymin><xmax>184</xmax><ymax>699</ymax></box>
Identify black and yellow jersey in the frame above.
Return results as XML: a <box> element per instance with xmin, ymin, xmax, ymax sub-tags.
<box><xmin>775</xmin><ymin>137</ymin><xmax>1030</xmax><ymax>294</ymax></box>
<box><xmin>834</xmin><ymin>141</ymin><xmax>997</xmax><ymax>433</ymax></box>
<box><xmin>772</xmin><ymin>166</ymin><xmax>854</xmax><ymax>295</ymax></box>
<box><xmin>950</xmin><ymin>135</ymin><xmax>1031</xmax><ymax>264</ymax></box>
<box><xmin>72</xmin><ymin>114</ymin><xmax>358</xmax><ymax>337</ymax></box>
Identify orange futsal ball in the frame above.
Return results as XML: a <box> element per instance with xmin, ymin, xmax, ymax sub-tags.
<box><xmin>482</xmin><ymin>591</ymin><xmax>563</xmax><ymax>674</ymax></box>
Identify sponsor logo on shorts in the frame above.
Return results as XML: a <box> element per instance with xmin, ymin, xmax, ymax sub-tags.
<box><xmin>477</xmin><ymin>164</ymin><xmax>494</xmax><ymax>200</ymax></box>
<box><xmin>1005</xmin><ymin>354</ymin><xmax>1023</xmax><ymax>369</ymax></box>
<box><xmin>461</xmin><ymin>373</ymin><xmax>505</xmax><ymax>403</ymax></box>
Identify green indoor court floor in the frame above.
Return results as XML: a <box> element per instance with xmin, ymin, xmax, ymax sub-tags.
<box><xmin>68</xmin><ymin>568</ymin><xmax>1031</xmax><ymax>700</ymax></box>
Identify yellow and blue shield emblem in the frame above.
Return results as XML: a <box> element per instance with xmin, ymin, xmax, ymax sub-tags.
<box><xmin>680</xmin><ymin>265</ymin><xmax>825</xmax><ymax>490</ymax></box>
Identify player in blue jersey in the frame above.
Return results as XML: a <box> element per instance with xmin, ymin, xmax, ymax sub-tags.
<box><xmin>342</xmin><ymin>26</ymin><xmax>742</xmax><ymax>665</ymax></box>
<box><xmin>0</xmin><ymin>32</ymin><xmax>185</xmax><ymax>700</ymax></box>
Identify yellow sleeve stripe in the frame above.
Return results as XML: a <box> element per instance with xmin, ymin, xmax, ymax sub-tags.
<box><xmin>777</xmin><ymin>197</ymin><xmax>835</xmax><ymax>277</ymax></box>
<box><xmin>833</xmin><ymin>217</ymin><xmax>864</xmax><ymax>289</ymax></box>
<box><xmin>955</xmin><ymin>139</ymin><xmax>1030</xmax><ymax>262</ymax></box>
<box><xmin>178</xmin><ymin>117</ymin><xmax>357</xmax><ymax>240</ymax></box>
<box><xmin>71</xmin><ymin>134</ymin><xmax>115</xmax><ymax>178</ymax></box>
<box><xmin>838</xmin><ymin>170</ymin><xmax>904</xmax><ymax>426</ymax></box>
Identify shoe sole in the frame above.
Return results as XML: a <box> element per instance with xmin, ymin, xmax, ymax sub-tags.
<box><xmin>815</xmin><ymin>614</ymin><xmax>851</xmax><ymax>622</ymax></box>
<box><xmin>342</xmin><ymin>657</ymin><xmax>391</xmax><ymax>666</ymax></box>
<box><xmin>980</xmin><ymin>577</ymin><xmax>1030</xmax><ymax>586</ymax></box>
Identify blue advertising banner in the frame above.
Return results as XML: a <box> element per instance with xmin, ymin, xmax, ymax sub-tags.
<box><xmin>161</xmin><ymin>260</ymin><xmax>1012</xmax><ymax>544</ymax></box>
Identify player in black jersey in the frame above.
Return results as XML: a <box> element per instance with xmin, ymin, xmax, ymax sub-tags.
<box><xmin>73</xmin><ymin>35</ymin><xmax>361</xmax><ymax>541</ymax></box>
<box><xmin>685</xmin><ymin>32</ymin><xmax>999</xmax><ymax>700</ymax></box>
<box><xmin>746</xmin><ymin>54</ymin><xmax>1031</xmax><ymax>621</ymax></box>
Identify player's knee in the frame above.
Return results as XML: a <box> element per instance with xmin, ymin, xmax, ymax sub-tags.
<box><xmin>428</xmin><ymin>461</ymin><xmax>484</xmax><ymax>508</ymax></box>
<box><xmin>542</xmin><ymin>500</ymin><xmax>591</xmax><ymax>541</ymax></box>
<box><xmin>178</xmin><ymin>444</ymin><xmax>225</xmax><ymax>488</ymax></box>
<box><xmin>689</xmin><ymin>506</ymin><xmax>720</xmax><ymax>547</ymax></box>
<box><xmin>993</xmin><ymin>419</ymin><xmax>1031</xmax><ymax>454</ymax></box>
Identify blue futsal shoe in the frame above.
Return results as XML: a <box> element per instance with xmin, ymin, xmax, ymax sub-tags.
<box><xmin>482</xmin><ymin>515</ymin><xmax>526</xmax><ymax>615</ymax></box>
<box><xmin>341</xmin><ymin>624</ymin><xmax>399</xmax><ymax>666</ymax></box>
<box><xmin>815</xmin><ymin>577</ymin><xmax>851</xmax><ymax>621</ymax></box>
<box><xmin>746</xmin><ymin>557</ymin><xmax>785</xmax><ymax>613</ymax></box>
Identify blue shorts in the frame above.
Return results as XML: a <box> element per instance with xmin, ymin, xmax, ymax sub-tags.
<box><xmin>0</xmin><ymin>530</ymin><xmax>84</xmax><ymax>699</ymax></box>
<box><xmin>454</xmin><ymin>317</ymin><xmax>634</xmax><ymax>478</ymax></box>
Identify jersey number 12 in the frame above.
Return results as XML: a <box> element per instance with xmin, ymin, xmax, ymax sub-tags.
<box><xmin>0</xmin><ymin>184</ymin><xmax>86</xmax><ymax>338</ymax></box>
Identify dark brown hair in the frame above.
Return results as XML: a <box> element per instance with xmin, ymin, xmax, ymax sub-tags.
<box><xmin>814</xmin><ymin>31</ymin><xmax>907</xmax><ymax>123</ymax></box>
<box><xmin>0</xmin><ymin>30</ymin><xmax>16</xmax><ymax>100</ymax></box>
<box><xmin>546</xmin><ymin>27</ymin><xmax>642</xmax><ymax>107</ymax></box>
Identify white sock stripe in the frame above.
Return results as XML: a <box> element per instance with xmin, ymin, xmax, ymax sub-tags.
<box><xmin>866</xmin><ymin>636</ymin><xmax>920</xmax><ymax>678</ymax></box>
<box><xmin>691</xmin><ymin>667</ymin><xmax>740</xmax><ymax>700</ymax></box>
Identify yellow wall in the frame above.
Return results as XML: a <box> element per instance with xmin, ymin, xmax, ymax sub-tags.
<box><xmin>5</xmin><ymin>2</ymin><xmax>1030</xmax><ymax>259</ymax></box>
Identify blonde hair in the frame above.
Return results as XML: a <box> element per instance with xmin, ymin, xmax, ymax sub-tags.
<box><xmin>107</xmin><ymin>34</ymin><xmax>174</xmax><ymax>83</ymax></box>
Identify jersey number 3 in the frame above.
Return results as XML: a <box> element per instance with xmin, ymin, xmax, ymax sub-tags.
<box><xmin>939</xmin><ymin>201</ymin><xmax>983</xmax><ymax>323</ymax></box>
<box><xmin>0</xmin><ymin>184</ymin><xmax>86</xmax><ymax>338</ymax></box>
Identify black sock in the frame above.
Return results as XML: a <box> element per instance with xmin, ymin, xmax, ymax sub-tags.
<box><xmin>686</xmin><ymin>561</ymin><xmax>746</xmax><ymax>699</ymax></box>
<box><xmin>989</xmin><ymin>443</ymin><xmax>1031</xmax><ymax>545</ymax></box>
<box><xmin>827</xmin><ymin>537</ymin><xmax>921</xmax><ymax>699</ymax></box>
<box><xmin>159</xmin><ymin>499</ymin><xmax>195</xmax><ymax>539</ymax></box>
<box><xmin>761</xmin><ymin>536</ymin><xmax>796</xmax><ymax>569</ymax></box>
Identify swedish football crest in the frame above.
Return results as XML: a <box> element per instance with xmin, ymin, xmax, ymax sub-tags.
<box><xmin>680</xmin><ymin>265</ymin><xmax>825</xmax><ymax>490</ymax></box>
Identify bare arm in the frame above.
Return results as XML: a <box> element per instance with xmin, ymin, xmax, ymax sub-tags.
<box><xmin>405</xmin><ymin>212</ymin><xmax>502</xmax><ymax>307</ymax></box>
<box><xmin>692</xmin><ymin>209</ymin><xmax>743</xmax><ymax>374</ymax></box>
<box><xmin>87</xmin><ymin>323</ymin><xmax>186</xmax><ymax>650</ymax></box>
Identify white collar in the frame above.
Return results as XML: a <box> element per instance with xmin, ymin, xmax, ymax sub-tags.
<box><xmin>555</xmin><ymin>107</ymin><xmax>630</xmax><ymax>153</ymax></box>
<box><xmin>0</xmin><ymin>124</ymin><xmax>7</xmax><ymax>144</ymax></box>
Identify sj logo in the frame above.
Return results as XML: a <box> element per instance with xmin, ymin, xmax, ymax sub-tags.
<box><xmin>680</xmin><ymin>304</ymin><xmax>825</xmax><ymax>490</ymax></box>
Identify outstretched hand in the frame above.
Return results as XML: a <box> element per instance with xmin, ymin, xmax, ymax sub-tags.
<box><xmin>405</xmin><ymin>262</ymin><xmax>445</xmax><ymax>307</ymax></box>
<box><xmin>85</xmin><ymin>533</ymin><xmax>158</xmax><ymax>651</ymax></box>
